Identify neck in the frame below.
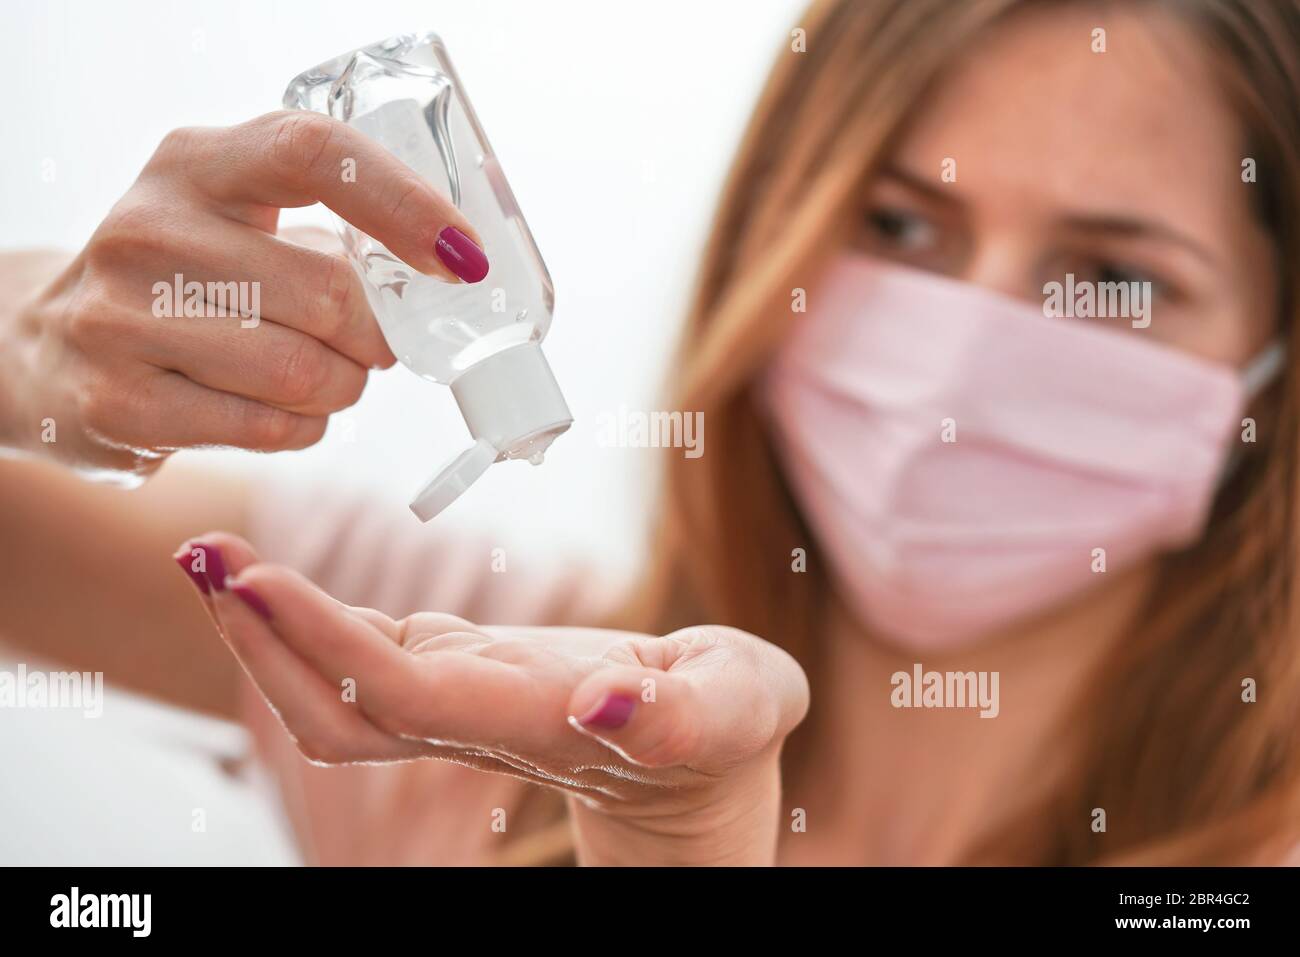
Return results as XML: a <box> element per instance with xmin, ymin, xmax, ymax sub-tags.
<box><xmin>781</xmin><ymin>564</ymin><xmax>1157</xmax><ymax>865</ymax></box>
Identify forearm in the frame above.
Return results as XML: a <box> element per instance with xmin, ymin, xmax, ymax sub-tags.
<box><xmin>0</xmin><ymin>455</ymin><xmax>250</xmax><ymax>718</ymax></box>
<box><xmin>0</xmin><ymin>247</ymin><xmax>253</xmax><ymax>716</ymax></box>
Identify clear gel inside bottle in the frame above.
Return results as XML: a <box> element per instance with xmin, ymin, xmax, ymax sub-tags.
<box><xmin>285</xmin><ymin>32</ymin><xmax>571</xmax><ymax>520</ymax></box>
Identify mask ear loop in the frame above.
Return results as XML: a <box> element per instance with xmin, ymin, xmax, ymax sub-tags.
<box><xmin>1241</xmin><ymin>340</ymin><xmax>1287</xmax><ymax>399</ymax></box>
<box><xmin>1217</xmin><ymin>339</ymin><xmax>1287</xmax><ymax>488</ymax></box>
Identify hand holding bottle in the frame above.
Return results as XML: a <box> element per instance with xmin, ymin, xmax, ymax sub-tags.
<box><xmin>175</xmin><ymin>532</ymin><xmax>811</xmax><ymax>867</ymax></box>
<box><xmin>0</xmin><ymin>110</ymin><xmax>486</xmax><ymax>477</ymax></box>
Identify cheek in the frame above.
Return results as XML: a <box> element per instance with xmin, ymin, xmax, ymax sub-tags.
<box><xmin>1134</xmin><ymin>217</ymin><xmax>1278</xmax><ymax>366</ymax></box>
<box><xmin>1167</xmin><ymin>285</ymin><xmax>1276</xmax><ymax>367</ymax></box>
<box><xmin>1203</xmin><ymin>234</ymin><xmax>1281</xmax><ymax>366</ymax></box>
<box><xmin>1238</xmin><ymin>242</ymin><xmax>1283</xmax><ymax>357</ymax></box>
<box><xmin>1194</xmin><ymin>192</ymin><xmax>1281</xmax><ymax>363</ymax></box>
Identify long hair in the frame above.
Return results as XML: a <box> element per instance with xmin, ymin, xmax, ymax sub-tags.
<box><xmin>614</xmin><ymin>0</ymin><xmax>1300</xmax><ymax>864</ymax></box>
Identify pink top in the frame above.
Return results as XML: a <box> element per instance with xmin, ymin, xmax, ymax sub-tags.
<box><xmin>243</xmin><ymin>481</ymin><xmax>620</xmax><ymax>865</ymax></box>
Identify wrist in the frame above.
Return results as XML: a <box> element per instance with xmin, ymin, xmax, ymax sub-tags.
<box><xmin>567</xmin><ymin>756</ymin><xmax>783</xmax><ymax>866</ymax></box>
<box><xmin>0</xmin><ymin>250</ymin><xmax>74</xmax><ymax>454</ymax></box>
<box><xmin>0</xmin><ymin>299</ymin><xmax>31</xmax><ymax>454</ymax></box>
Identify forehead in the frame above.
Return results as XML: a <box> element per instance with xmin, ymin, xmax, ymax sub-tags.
<box><xmin>890</xmin><ymin>4</ymin><xmax>1248</xmax><ymax>232</ymax></box>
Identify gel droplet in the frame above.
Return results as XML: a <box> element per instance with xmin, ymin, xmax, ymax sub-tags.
<box><xmin>528</xmin><ymin>452</ymin><xmax>544</xmax><ymax>466</ymax></box>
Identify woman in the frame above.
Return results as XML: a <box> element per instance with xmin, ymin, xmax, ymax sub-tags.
<box><xmin>1</xmin><ymin>0</ymin><xmax>1297</xmax><ymax>865</ymax></box>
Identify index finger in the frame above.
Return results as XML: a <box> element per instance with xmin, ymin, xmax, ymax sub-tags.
<box><xmin>221</xmin><ymin>564</ymin><xmax>567</xmax><ymax>748</ymax></box>
<box><xmin>191</xmin><ymin>111</ymin><xmax>488</xmax><ymax>283</ymax></box>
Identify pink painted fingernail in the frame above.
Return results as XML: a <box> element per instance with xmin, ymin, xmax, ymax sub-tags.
<box><xmin>579</xmin><ymin>693</ymin><xmax>636</xmax><ymax>730</ymax></box>
<box><xmin>189</xmin><ymin>541</ymin><xmax>228</xmax><ymax>592</ymax></box>
<box><xmin>173</xmin><ymin>546</ymin><xmax>210</xmax><ymax>595</ymax></box>
<box><xmin>227</xmin><ymin>580</ymin><xmax>272</xmax><ymax>622</ymax></box>
<box><xmin>434</xmin><ymin>226</ymin><xmax>489</xmax><ymax>283</ymax></box>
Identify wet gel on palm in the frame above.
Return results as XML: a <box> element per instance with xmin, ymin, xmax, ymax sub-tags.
<box><xmin>285</xmin><ymin>32</ymin><xmax>571</xmax><ymax>521</ymax></box>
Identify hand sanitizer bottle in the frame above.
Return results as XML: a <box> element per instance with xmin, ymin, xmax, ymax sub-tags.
<box><xmin>285</xmin><ymin>32</ymin><xmax>571</xmax><ymax>521</ymax></box>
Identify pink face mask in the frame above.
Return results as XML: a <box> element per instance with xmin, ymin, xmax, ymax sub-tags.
<box><xmin>762</xmin><ymin>255</ymin><xmax>1283</xmax><ymax>651</ymax></box>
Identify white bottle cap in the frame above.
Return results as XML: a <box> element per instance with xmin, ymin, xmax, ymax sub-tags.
<box><xmin>409</xmin><ymin>341</ymin><xmax>572</xmax><ymax>522</ymax></box>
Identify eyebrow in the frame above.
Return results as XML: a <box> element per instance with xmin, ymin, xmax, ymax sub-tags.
<box><xmin>876</xmin><ymin>165</ymin><xmax>952</xmax><ymax>205</ymax></box>
<box><xmin>1056</xmin><ymin>214</ymin><xmax>1219</xmax><ymax>267</ymax></box>
<box><xmin>874</xmin><ymin>165</ymin><xmax>1220</xmax><ymax>267</ymax></box>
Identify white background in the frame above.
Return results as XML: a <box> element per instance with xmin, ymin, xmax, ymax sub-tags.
<box><xmin>0</xmin><ymin>0</ymin><xmax>804</xmax><ymax>863</ymax></box>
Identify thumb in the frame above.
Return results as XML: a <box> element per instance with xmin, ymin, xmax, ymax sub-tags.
<box><xmin>566</xmin><ymin>626</ymin><xmax>808</xmax><ymax>773</ymax></box>
<box><xmin>566</xmin><ymin>665</ymin><xmax>702</xmax><ymax>768</ymax></box>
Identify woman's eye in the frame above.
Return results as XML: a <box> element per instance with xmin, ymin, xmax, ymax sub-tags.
<box><xmin>1092</xmin><ymin>262</ymin><xmax>1170</xmax><ymax>301</ymax></box>
<box><xmin>866</xmin><ymin>207</ymin><xmax>938</xmax><ymax>252</ymax></box>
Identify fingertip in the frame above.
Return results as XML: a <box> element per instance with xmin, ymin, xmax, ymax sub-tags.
<box><xmin>225</xmin><ymin>561</ymin><xmax>294</xmax><ymax>599</ymax></box>
<box><xmin>172</xmin><ymin>547</ymin><xmax>211</xmax><ymax>595</ymax></box>
<box><xmin>178</xmin><ymin>532</ymin><xmax>261</xmax><ymax>586</ymax></box>
<box><xmin>225</xmin><ymin>578</ymin><xmax>274</xmax><ymax>622</ymax></box>
<box><xmin>433</xmin><ymin>225</ymin><xmax>489</xmax><ymax>284</ymax></box>
<box><xmin>411</xmin><ymin>255</ymin><xmax>465</xmax><ymax>284</ymax></box>
<box><xmin>283</xmin><ymin>414</ymin><xmax>330</xmax><ymax>450</ymax></box>
<box><xmin>174</xmin><ymin>539</ymin><xmax>228</xmax><ymax>593</ymax></box>
<box><xmin>566</xmin><ymin>710</ymin><xmax>643</xmax><ymax>767</ymax></box>
<box><xmin>567</xmin><ymin>666</ymin><xmax>656</xmax><ymax>724</ymax></box>
<box><xmin>574</xmin><ymin>692</ymin><xmax>637</xmax><ymax>731</ymax></box>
